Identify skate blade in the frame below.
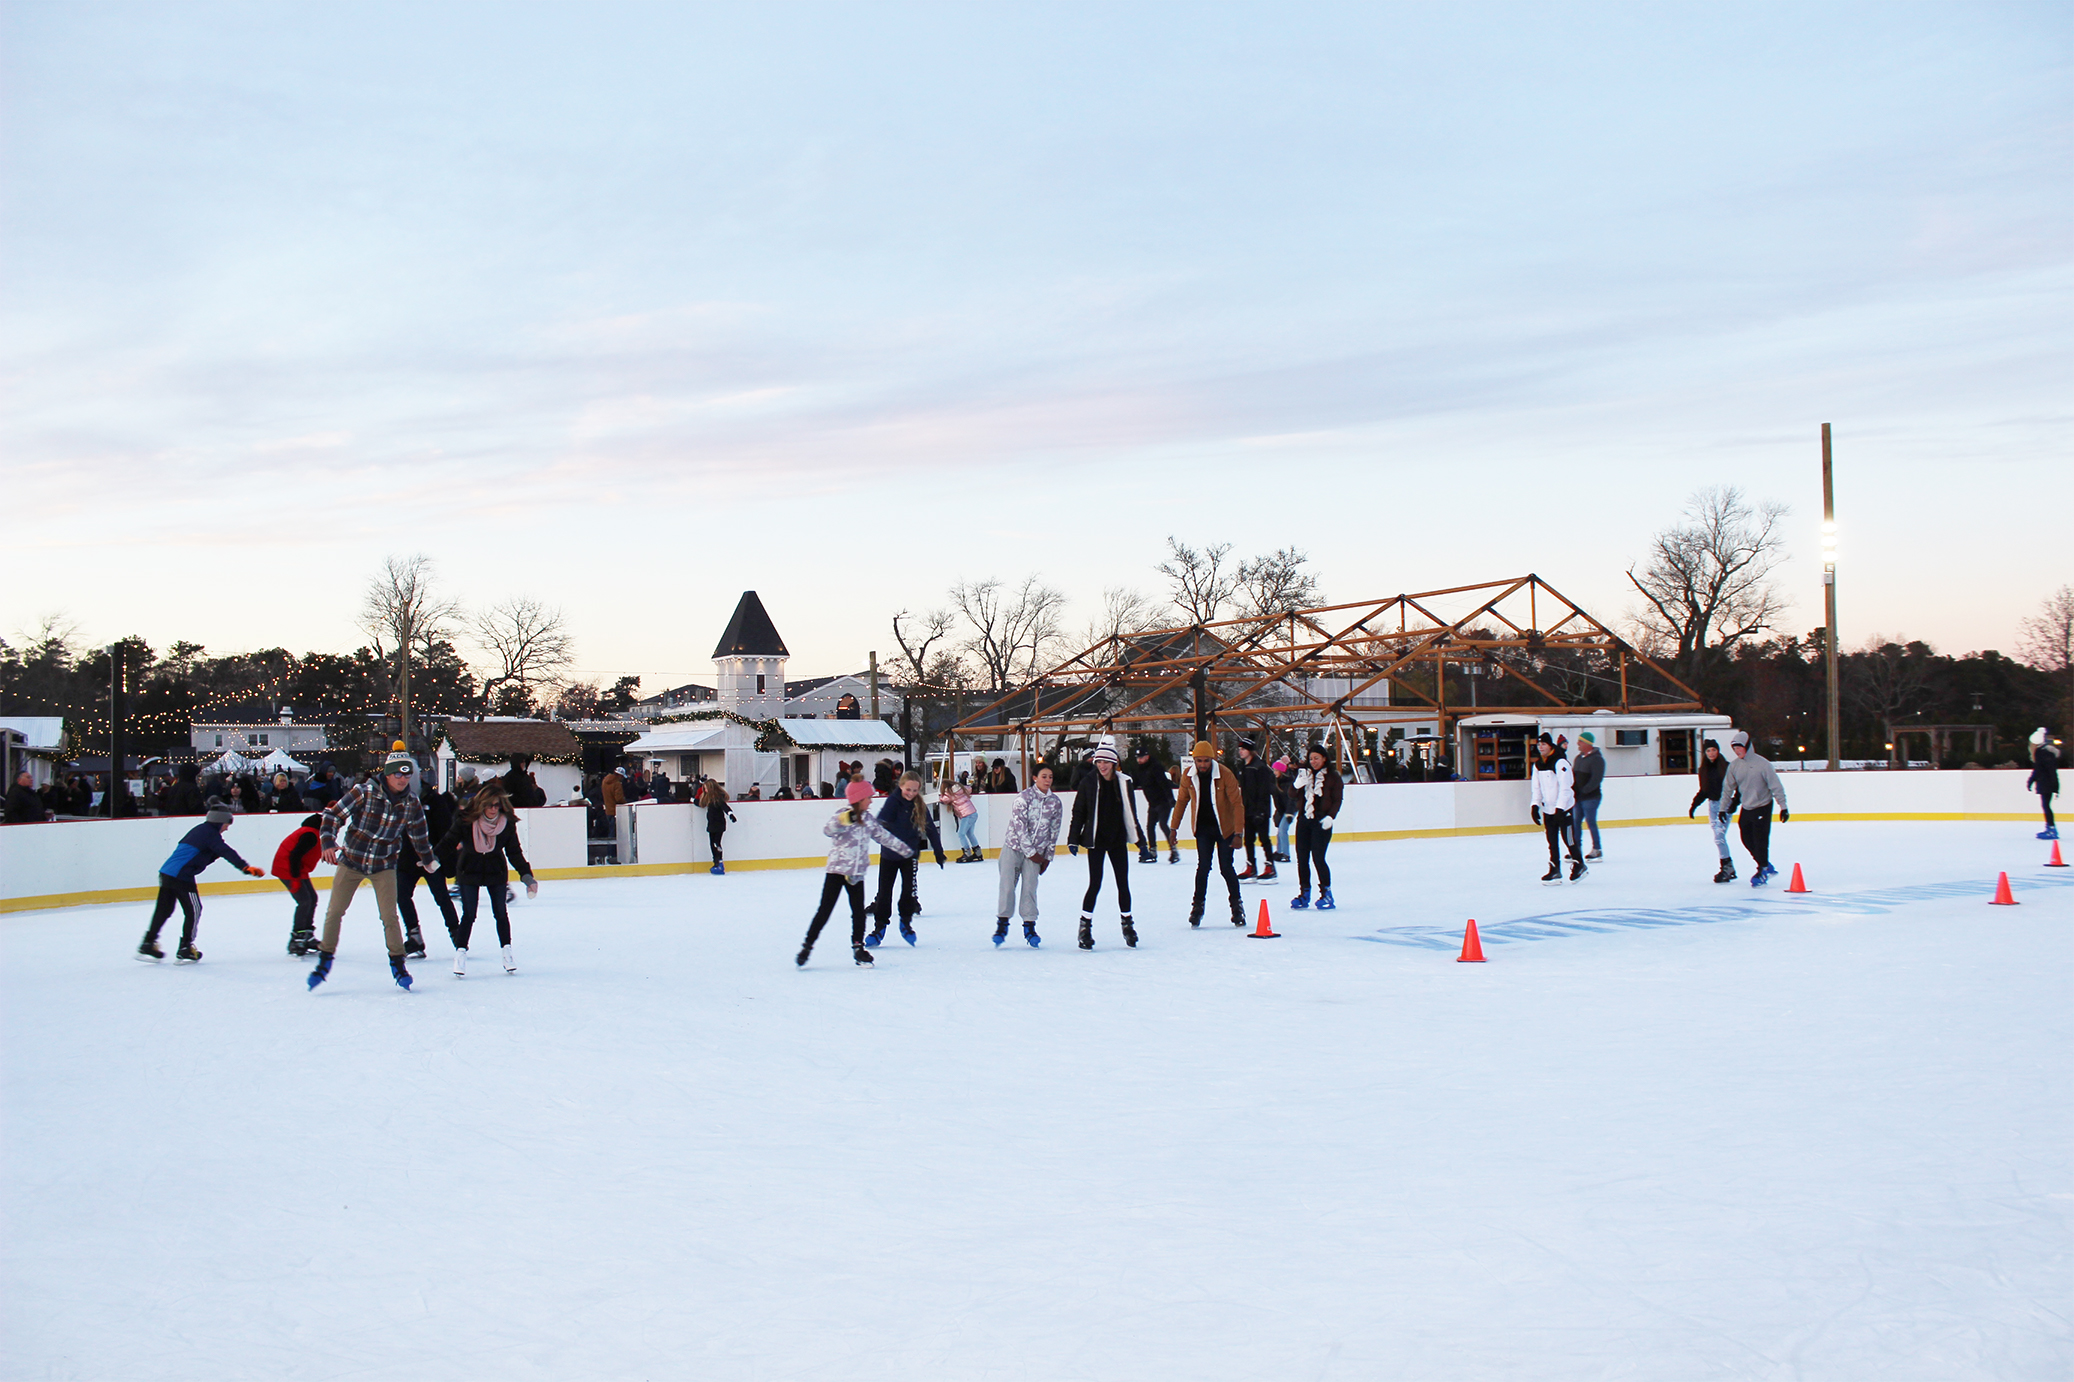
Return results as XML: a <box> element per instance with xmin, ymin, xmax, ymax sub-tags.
<box><xmin>134</xmin><ymin>952</ymin><xmax>162</xmax><ymax>963</ymax></box>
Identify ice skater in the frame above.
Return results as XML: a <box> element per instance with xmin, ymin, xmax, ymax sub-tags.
<box><xmin>1288</xmin><ymin>744</ymin><xmax>1341</xmax><ymax>909</ymax></box>
<box><xmin>994</xmin><ymin>764</ymin><xmax>1063</xmax><ymax>947</ymax></box>
<box><xmin>136</xmin><ymin>797</ymin><xmax>264</xmax><ymax>962</ymax></box>
<box><xmin>1068</xmin><ymin>745</ymin><xmax>1143</xmax><ymax>948</ymax></box>
<box><xmin>1721</xmin><ymin>730</ymin><xmax>1789</xmax><ymax>887</ymax></box>
<box><xmin>396</xmin><ymin>776</ymin><xmax>460</xmax><ymax>957</ymax></box>
<box><xmin>1271</xmin><ymin>758</ymin><xmax>1296</xmax><ymax>864</ymax></box>
<box><xmin>798</xmin><ymin>780</ymin><xmax>914</xmax><ymax>968</ymax></box>
<box><xmin>308</xmin><ymin>743</ymin><xmax>444</xmax><ymax>991</ymax></box>
<box><xmin>867</xmin><ymin>770</ymin><xmax>946</xmax><ymax>946</ymax></box>
<box><xmin>942</xmin><ymin>766</ymin><xmax>983</xmax><ymax>862</ymax></box>
<box><xmin>1689</xmin><ymin>738</ymin><xmax>1735</xmax><ymax>882</ymax></box>
<box><xmin>441</xmin><ymin>779</ymin><xmax>537</xmax><ymax>975</ymax></box>
<box><xmin>1132</xmin><ymin>745</ymin><xmax>1178</xmax><ymax>864</ymax></box>
<box><xmin>1528</xmin><ymin>734</ymin><xmax>1585</xmax><ymax>883</ymax></box>
<box><xmin>270</xmin><ymin>813</ymin><xmax>326</xmax><ymax>955</ymax></box>
<box><xmin>1173</xmin><ymin>739</ymin><xmax>1246</xmax><ymax>927</ymax></box>
<box><xmin>1570</xmin><ymin>731</ymin><xmax>1605</xmax><ymax>860</ymax></box>
<box><xmin>1233</xmin><ymin>738</ymin><xmax>1276</xmax><ymax>881</ymax></box>
<box><xmin>2028</xmin><ymin>728</ymin><xmax>2059</xmax><ymax>840</ymax></box>
<box><xmin>701</xmin><ymin>779</ymin><xmax>735</xmax><ymax>874</ymax></box>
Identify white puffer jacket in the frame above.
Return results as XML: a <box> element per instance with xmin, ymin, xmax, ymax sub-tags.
<box><xmin>1528</xmin><ymin>757</ymin><xmax>1575</xmax><ymax>816</ymax></box>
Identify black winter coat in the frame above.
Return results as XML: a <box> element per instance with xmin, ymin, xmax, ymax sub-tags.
<box><xmin>1235</xmin><ymin>758</ymin><xmax>1273</xmax><ymax>822</ymax></box>
<box><xmin>1690</xmin><ymin>754</ymin><xmax>1729</xmax><ymax>811</ymax></box>
<box><xmin>2030</xmin><ymin>745</ymin><xmax>2060</xmax><ymax>796</ymax></box>
<box><xmin>874</xmin><ymin>792</ymin><xmax>945</xmax><ymax>860</ymax></box>
<box><xmin>1069</xmin><ymin>770</ymin><xmax>1143</xmax><ymax>849</ymax></box>
<box><xmin>440</xmin><ymin>811</ymin><xmax>533</xmax><ymax>885</ymax></box>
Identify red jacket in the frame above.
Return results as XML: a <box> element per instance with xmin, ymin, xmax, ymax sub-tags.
<box><xmin>271</xmin><ymin>823</ymin><xmax>323</xmax><ymax>887</ymax></box>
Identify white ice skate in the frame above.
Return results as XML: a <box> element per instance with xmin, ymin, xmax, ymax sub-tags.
<box><xmin>501</xmin><ymin>945</ymin><xmax>517</xmax><ymax>974</ymax></box>
<box><xmin>452</xmin><ymin>948</ymin><xmax>467</xmax><ymax>977</ymax></box>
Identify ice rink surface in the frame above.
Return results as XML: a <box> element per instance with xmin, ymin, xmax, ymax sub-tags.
<box><xmin>4</xmin><ymin>820</ymin><xmax>2069</xmax><ymax>1381</ymax></box>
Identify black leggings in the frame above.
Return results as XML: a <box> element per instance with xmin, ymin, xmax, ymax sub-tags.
<box><xmin>1080</xmin><ymin>841</ymin><xmax>1133</xmax><ymax>914</ymax></box>
<box><xmin>2042</xmin><ymin>792</ymin><xmax>2057</xmax><ymax>831</ymax></box>
<box><xmin>1142</xmin><ymin>803</ymin><xmax>1175</xmax><ymax>853</ymax></box>
<box><xmin>457</xmin><ymin>879</ymin><xmax>511</xmax><ymax>948</ymax></box>
<box><xmin>871</xmin><ymin>854</ymin><xmax>921</xmax><ymax>927</ymax></box>
<box><xmin>147</xmin><ymin>875</ymin><xmax>201</xmax><ymax>944</ymax></box>
<box><xmin>803</xmin><ymin>874</ymin><xmax>868</xmax><ymax>953</ymax></box>
<box><xmin>709</xmin><ymin>828</ymin><xmax>725</xmax><ymax>865</ymax></box>
<box><xmin>1544</xmin><ymin>809</ymin><xmax>1577</xmax><ymax>866</ymax></box>
<box><xmin>1295</xmin><ymin>817</ymin><xmax>1332</xmax><ymax>891</ymax></box>
<box><xmin>1737</xmin><ymin>804</ymin><xmax>1773</xmax><ymax>870</ymax></box>
<box><xmin>398</xmin><ymin>865</ymin><xmax>458</xmax><ymax>940</ymax></box>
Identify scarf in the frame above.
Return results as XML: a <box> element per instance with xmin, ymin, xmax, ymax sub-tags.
<box><xmin>472</xmin><ymin>807</ymin><xmax>504</xmax><ymax>856</ymax></box>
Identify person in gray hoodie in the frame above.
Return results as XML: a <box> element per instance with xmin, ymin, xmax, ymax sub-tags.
<box><xmin>1569</xmin><ymin>731</ymin><xmax>1606</xmax><ymax>860</ymax></box>
<box><xmin>1721</xmin><ymin>729</ymin><xmax>1789</xmax><ymax>887</ymax></box>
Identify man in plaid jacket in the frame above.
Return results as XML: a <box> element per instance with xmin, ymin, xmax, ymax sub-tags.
<box><xmin>308</xmin><ymin>742</ymin><xmax>444</xmax><ymax>991</ymax></box>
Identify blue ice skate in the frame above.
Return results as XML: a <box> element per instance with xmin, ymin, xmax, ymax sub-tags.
<box><xmin>2040</xmin><ymin>827</ymin><xmax>2060</xmax><ymax>840</ymax></box>
<box><xmin>1289</xmin><ymin>891</ymin><xmax>1310</xmax><ymax>910</ymax></box>
<box><xmin>900</xmin><ymin>925</ymin><xmax>917</xmax><ymax>946</ymax></box>
<box><xmin>1316</xmin><ymin>888</ymin><xmax>1335</xmax><ymax>910</ymax></box>
<box><xmin>864</xmin><ymin>928</ymin><xmax>883</xmax><ymax>948</ymax></box>
<box><xmin>390</xmin><ymin>954</ymin><xmax>414</xmax><ymax>990</ymax></box>
<box><xmin>306</xmin><ymin>952</ymin><xmax>333</xmax><ymax>990</ymax></box>
<box><xmin>992</xmin><ymin>921</ymin><xmax>1009</xmax><ymax>947</ymax></box>
<box><xmin>710</xmin><ymin>863</ymin><xmax>725</xmax><ymax>875</ymax></box>
<box><xmin>1024</xmin><ymin>922</ymin><xmax>1041</xmax><ymax>948</ymax></box>
<box><xmin>1751</xmin><ymin>864</ymin><xmax>1775</xmax><ymax>888</ymax></box>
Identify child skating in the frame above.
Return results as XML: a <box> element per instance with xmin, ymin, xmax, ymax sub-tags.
<box><xmin>797</xmin><ymin>780</ymin><xmax>914</xmax><ymax>967</ymax></box>
<box><xmin>995</xmin><ymin>764</ymin><xmax>1063</xmax><ymax>948</ymax></box>
<box><xmin>269</xmin><ymin>813</ymin><xmax>326</xmax><ymax>955</ymax></box>
<box><xmin>136</xmin><ymin>797</ymin><xmax>264</xmax><ymax>962</ymax></box>
<box><xmin>866</xmin><ymin>770</ymin><xmax>946</xmax><ymax>947</ymax></box>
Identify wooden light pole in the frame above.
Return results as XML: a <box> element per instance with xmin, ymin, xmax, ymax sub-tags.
<box><xmin>1821</xmin><ymin>424</ymin><xmax>1840</xmax><ymax>771</ymax></box>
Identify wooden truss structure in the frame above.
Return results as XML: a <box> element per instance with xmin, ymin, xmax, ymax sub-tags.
<box><xmin>950</xmin><ymin>574</ymin><xmax>1704</xmax><ymax>767</ymax></box>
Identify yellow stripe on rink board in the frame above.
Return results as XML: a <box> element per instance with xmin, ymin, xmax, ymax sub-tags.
<box><xmin>0</xmin><ymin>812</ymin><xmax>2041</xmax><ymax>913</ymax></box>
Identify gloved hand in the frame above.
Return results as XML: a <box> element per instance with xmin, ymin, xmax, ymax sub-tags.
<box><xmin>1531</xmin><ymin>805</ymin><xmax>1542</xmax><ymax>825</ymax></box>
<box><xmin>1778</xmin><ymin>807</ymin><xmax>1789</xmax><ymax>823</ymax></box>
<box><xmin>934</xmin><ymin>850</ymin><xmax>947</xmax><ymax>869</ymax></box>
<box><xmin>1687</xmin><ymin>805</ymin><xmax>1697</xmax><ymax>819</ymax></box>
<box><xmin>244</xmin><ymin>866</ymin><xmax>264</xmax><ymax>877</ymax></box>
<box><xmin>1069</xmin><ymin>845</ymin><xmax>1079</xmax><ymax>857</ymax></box>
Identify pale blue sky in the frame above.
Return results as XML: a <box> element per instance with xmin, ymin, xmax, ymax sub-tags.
<box><xmin>4</xmin><ymin>3</ymin><xmax>2067</xmax><ymax>688</ymax></box>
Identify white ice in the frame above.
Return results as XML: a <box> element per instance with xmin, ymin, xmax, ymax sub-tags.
<box><xmin>3</xmin><ymin>822</ymin><xmax>2068</xmax><ymax>1381</ymax></box>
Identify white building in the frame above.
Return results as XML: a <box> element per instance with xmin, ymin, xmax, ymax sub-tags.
<box><xmin>191</xmin><ymin>710</ymin><xmax>330</xmax><ymax>760</ymax></box>
<box><xmin>625</xmin><ymin>591</ymin><xmax>905</xmax><ymax>797</ymax></box>
<box><xmin>1453</xmin><ymin>711</ymin><xmax>1735</xmax><ymax>782</ymax></box>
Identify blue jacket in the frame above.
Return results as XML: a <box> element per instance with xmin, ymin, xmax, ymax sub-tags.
<box><xmin>874</xmin><ymin>792</ymin><xmax>944</xmax><ymax>861</ymax></box>
<box><xmin>159</xmin><ymin>822</ymin><xmax>253</xmax><ymax>884</ymax></box>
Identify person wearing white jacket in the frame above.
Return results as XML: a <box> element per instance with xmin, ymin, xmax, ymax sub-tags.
<box><xmin>1527</xmin><ymin>734</ymin><xmax>1586</xmax><ymax>883</ymax></box>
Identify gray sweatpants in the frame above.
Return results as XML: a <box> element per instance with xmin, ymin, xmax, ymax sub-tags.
<box><xmin>996</xmin><ymin>848</ymin><xmax>1044</xmax><ymax>922</ymax></box>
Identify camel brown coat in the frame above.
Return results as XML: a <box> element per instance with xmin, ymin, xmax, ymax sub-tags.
<box><xmin>1172</xmin><ymin>759</ymin><xmax>1245</xmax><ymax>841</ymax></box>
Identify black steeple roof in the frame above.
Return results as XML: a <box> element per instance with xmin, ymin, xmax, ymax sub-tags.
<box><xmin>711</xmin><ymin>591</ymin><xmax>789</xmax><ymax>659</ymax></box>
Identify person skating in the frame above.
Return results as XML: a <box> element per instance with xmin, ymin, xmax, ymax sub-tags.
<box><xmin>440</xmin><ymin>779</ymin><xmax>536</xmax><ymax>975</ymax></box>
<box><xmin>308</xmin><ymin>743</ymin><xmax>443</xmax><ymax>991</ymax></box>
<box><xmin>1132</xmin><ymin>745</ymin><xmax>1178</xmax><ymax>863</ymax></box>
<box><xmin>943</xmin><ymin>769</ymin><xmax>983</xmax><ymax>862</ymax></box>
<box><xmin>798</xmin><ymin>780</ymin><xmax>915</xmax><ymax>967</ymax></box>
<box><xmin>270</xmin><ymin>813</ymin><xmax>326</xmax><ymax>955</ymax></box>
<box><xmin>1721</xmin><ymin>730</ymin><xmax>1789</xmax><ymax>887</ymax></box>
<box><xmin>867</xmin><ymin>771</ymin><xmax>946</xmax><ymax>946</ymax></box>
<box><xmin>701</xmin><ymin>779</ymin><xmax>736</xmax><ymax>874</ymax></box>
<box><xmin>1689</xmin><ymin>739</ymin><xmax>1735</xmax><ymax>881</ymax></box>
<box><xmin>2027</xmin><ymin>728</ymin><xmax>2060</xmax><ymax>840</ymax></box>
<box><xmin>1232</xmin><ymin>738</ymin><xmax>1277</xmax><ymax>881</ymax></box>
<box><xmin>993</xmin><ymin>764</ymin><xmax>1063</xmax><ymax>947</ymax></box>
<box><xmin>1271</xmin><ymin>759</ymin><xmax>1296</xmax><ymax>864</ymax></box>
<box><xmin>1287</xmin><ymin>744</ymin><xmax>1342</xmax><ymax>909</ymax></box>
<box><xmin>136</xmin><ymin>797</ymin><xmax>264</xmax><ymax>962</ymax></box>
<box><xmin>396</xmin><ymin>776</ymin><xmax>460</xmax><ymax>957</ymax></box>
<box><xmin>1570</xmin><ymin>731</ymin><xmax>1606</xmax><ymax>860</ymax></box>
<box><xmin>1173</xmin><ymin>739</ymin><xmax>1246</xmax><ymax>927</ymax></box>
<box><xmin>1528</xmin><ymin>734</ymin><xmax>1585</xmax><ymax>883</ymax></box>
<box><xmin>1068</xmin><ymin>745</ymin><xmax>1143</xmax><ymax>948</ymax></box>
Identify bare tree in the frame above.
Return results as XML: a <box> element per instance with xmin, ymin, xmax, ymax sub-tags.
<box><xmin>1158</xmin><ymin>537</ymin><xmax>1238</xmax><ymax>624</ymax></box>
<box><xmin>1235</xmin><ymin>547</ymin><xmax>1322</xmax><ymax>618</ymax></box>
<box><xmin>890</xmin><ymin>607</ymin><xmax>957</xmax><ymax>686</ymax></box>
<box><xmin>475</xmin><ymin>597</ymin><xmax>575</xmax><ymax>717</ymax></box>
<box><xmin>951</xmin><ymin>576</ymin><xmax>1067</xmax><ymax>690</ymax></box>
<box><xmin>2018</xmin><ymin>584</ymin><xmax>2074</xmax><ymax>731</ymax></box>
<box><xmin>1846</xmin><ymin>635</ymin><xmax>1938</xmax><ymax>746</ymax></box>
<box><xmin>1078</xmin><ymin>587</ymin><xmax>1163</xmax><ymax>662</ymax></box>
<box><xmin>360</xmin><ymin>554</ymin><xmax>462</xmax><ymax>747</ymax></box>
<box><xmin>1627</xmin><ymin>486</ymin><xmax>1790</xmax><ymax>689</ymax></box>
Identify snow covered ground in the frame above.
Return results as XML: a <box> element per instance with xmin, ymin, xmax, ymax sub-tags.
<box><xmin>4</xmin><ymin>821</ymin><xmax>2068</xmax><ymax>1381</ymax></box>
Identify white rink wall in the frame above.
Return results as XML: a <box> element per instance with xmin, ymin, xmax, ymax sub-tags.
<box><xmin>1</xmin><ymin>772</ymin><xmax>2039</xmax><ymax>911</ymax></box>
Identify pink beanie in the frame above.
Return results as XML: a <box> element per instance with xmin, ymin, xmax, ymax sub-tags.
<box><xmin>844</xmin><ymin>780</ymin><xmax>874</xmax><ymax>806</ymax></box>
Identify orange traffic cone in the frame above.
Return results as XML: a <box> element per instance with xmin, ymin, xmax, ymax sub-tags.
<box><xmin>1246</xmin><ymin>899</ymin><xmax>1279</xmax><ymax>938</ymax></box>
<box><xmin>2047</xmin><ymin>839</ymin><xmax>2068</xmax><ymax>868</ymax></box>
<box><xmin>1457</xmin><ymin>919</ymin><xmax>1486</xmax><ymax>963</ymax></box>
<box><xmin>1990</xmin><ymin>871</ymin><xmax>2018</xmax><ymax>905</ymax></box>
<box><xmin>1785</xmin><ymin>863</ymin><xmax>1810</xmax><ymax>894</ymax></box>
